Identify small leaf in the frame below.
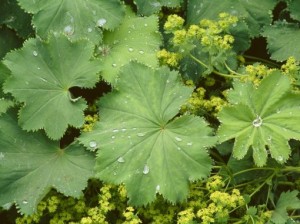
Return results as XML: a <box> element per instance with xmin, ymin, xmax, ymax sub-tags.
<box><xmin>0</xmin><ymin>111</ymin><xmax>95</xmax><ymax>215</ymax></box>
<box><xmin>263</xmin><ymin>22</ymin><xmax>300</xmax><ymax>62</ymax></box>
<box><xmin>3</xmin><ymin>34</ymin><xmax>102</xmax><ymax>139</ymax></box>
<box><xmin>271</xmin><ymin>191</ymin><xmax>300</xmax><ymax>224</ymax></box>
<box><xmin>217</xmin><ymin>71</ymin><xmax>300</xmax><ymax>166</ymax></box>
<box><xmin>100</xmin><ymin>7</ymin><xmax>161</xmax><ymax>84</ymax></box>
<box><xmin>79</xmin><ymin>62</ymin><xmax>216</xmax><ymax>205</ymax></box>
<box><xmin>17</xmin><ymin>0</ymin><xmax>125</xmax><ymax>43</ymax></box>
<box><xmin>288</xmin><ymin>0</ymin><xmax>300</xmax><ymax>21</ymax></box>
<box><xmin>134</xmin><ymin>0</ymin><xmax>183</xmax><ymax>16</ymax></box>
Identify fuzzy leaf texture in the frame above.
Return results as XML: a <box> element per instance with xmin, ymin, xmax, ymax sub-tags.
<box><xmin>270</xmin><ymin>190</ymin><xmax>300</xmax><ymax>224</ymax></box>
<box><xmin>3</xmin><ymin>34</ymin><xmax>102</xmax><ymax>140</ymax></box>
<box><xmin>0</xmin><ymin>111</ymin><xmax>95</xmax><ymax>215</ymax></box>
<box><xmin>217</xmin><ymin>71</ymin><xmax>300</xmax><ymax>166</ymax></box>
<box><xmin>263</xmin><ymin>22</ymin><xmax>300</xmax><ymax>61</ymax></box>
<box><xmin>17</xmin><ymin>0</ymin><xmax>125</xmax><ymax>43</ymax></box>
<box><xmin>100</xmin><ymin>8</ymin><xmax>161</xmax><ymax>84</ymax></box>
<box><xmin>79</xmin><ymin>62</ymin><xmax>216</xmax><ymax>206</ymax></box>
<box><xmin>134</xmin><ymin>0</ymin><xmax>183</xmax><ymax>16</ymax></box>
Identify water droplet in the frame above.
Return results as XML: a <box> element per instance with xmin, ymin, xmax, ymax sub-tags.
<box><xmin>144</xmin><ymin>23</ymin><xmax>148</xmax><ymax>27</ymax></box>
<box><xmin>112</xmin><ymin>129</ymin><xmax>119</xmax><ymax>133</ymax></box>
<box><xmin>112</xmin><ymin>63</ymin><xmax>117</xmax><ymax>67</ymax></box>
<box><xmin>175</xmin><ymin>137</ymin><xmax>182</xmax><ymax>142</ymax></box>
<box><xmin>187</xmin><ymin>142</ymin><xmax>193</xmax><ymax>146</ymax></box>
<box><xmin>127</xmin><ymin>135</ymin><xmax>131</xmax><ymax>139</ymax></box>
<box><xmin>177</xmin><ymin>147</ymin><xmax>181</xmax><ymax>150</ymax></box>
<box><xmin>117</xmin><ymin>157</ymin><xmax>125</xmax><ymax>163</ymax></box>
<box><xmin>128</xmin><ymin>48</ymin><xmax>134</xmax><ymax>52</ymax></box>
<box><xmin>22</xmin><ymin>200</ymin><xmax>28</xmax><ymax>205</ymax></box>
<box><xmin>139</xmin><ymin>50</ymin><xmax>144</xmax><ymax>54</ymax></box>
<box><xmin>89</xmin><ymin>141</ymin><xmax>97</xmax><ymax>149</ymax></box>
<box><xmin>166</xmin><ymin>79</ymin><xmax>170</xmax><ymax>84</ymax></box>
<box><xmin>33</xmin><ymin>51</ymin><xmax>38</xmax><ymax>56</ymax></box>
<box><xmin>97</xmin><ymin>18</ymin><xmax>107</xmax><ymax>27</ymax></box>
<box><xmin>143</xmin><ymin>165</ymin><xmax>150</xmax><ymax>174</ymax></box>
<box><xmin>0</xmin><ymin>152</ymin><xmax>4</xmax><ymax>160</ymax></box>
<box><xmin>64</xmin><ymin>25</ymin><xmax>74</xmax><ymax>35</ymax></box>
<box><xmin>137</xmin><ymin>132</ymin><xmax>146</xmax><ymax>137</ymax></box>
<box><xmin>87</xmin><ymin>27</ymin><xmax>92</xmax><ymax>32</ymax></box>
<box><xmin>113</xmin><ymin>171</ymin><xmax>117</xmax><ymax>176</ymax></box>
<box><xmin>111</xmin><ymin>136</ymin><xmax>116</xmax><ymax>139</ymax></box>
<box><xmin>252</xmin><ymin>116</ymin><xmax>263</xmax><ymax>127</ymax></box>
<box><xmin>121</xmin><ymin>128</ymin><xmax>127</xmax><ymax>132</ymax></box>
<box><xmin>156</xmin><ymin>185</ymin><xmax>160</xmax><ymax>192</ymax></box>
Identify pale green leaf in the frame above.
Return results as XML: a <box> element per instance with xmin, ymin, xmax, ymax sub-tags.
<box><xmin>134</xmin><ymin>0</ymin><xmax>183</xmax><ymax>16</ymax></box>
<box><xmin>79</xmin><ymin>62</ymin><xmax>216</xmax><ymax>205</ymax></box>
<box><xmin>3</xmin><ymin>34</ymin><xmax>102</xmax><ymax>139</ymax></box>
<box><xmin>100</xmin><ymin>8</ymin><xmax>161</xmax><ymax>84</ymax></box>
<box><xmin>263</xmin><ymin>22</ymin><xmax>300</xmax><ymax>61</ymax></box>
<box><xmin>288</xmin><ymin>0</ymin><xmax>300</xmax><ymax>21</ymax></box>
<box><xmin>271</xmin><ymin>191</ymin><xmax>300</xmax><ymax>224</ymax></box>
<box><xmin>17</xmin><ymin>0</ymin><xmax>125</xmax><ymax>43</ymax></box>
<box><xmin>218</xmin><ymin>71</ymin><xmax>300</xmax><ymax>166</ymax></box>
<box><xmin>0</xmin><ymin>111</ymin><xmax>95</xmax><ymax>215</ymax></box>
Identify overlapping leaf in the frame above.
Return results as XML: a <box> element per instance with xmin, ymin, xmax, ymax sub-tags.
<box><xmin>0</xmin><ymin>111</ymin><xmax>95</xmax><ymax>215</ymax></box>
<box><xmin>263</xmin><ymin>22</ymin><xmax>300</xmax><ymax>61</ymax></box>
<box><xmin>270</xmin><ymin>190</ymin><xmax>300</xmax><ymax>224</ymax></box>
<box><xmin>217</xmin><ymin>71</ymin><xmax>300</xmax><ymax>166</ymax></box>
<box><xmin>134</xmin><ymin>0</ymin><xmax>183</xmax><ymax>16</ymax></box>
<box><xmin>100</xmin><ymin>8</ymin><xmax>161</xmax><ymax>84</ymax></box>
<box><xmin>79</xmin><ymin>62</ymin><xmax>216</xmax><ymax>205</ymax></box>
<box><xmin>3</xmin><ymin>34</ymin><xmax>102</xmax><ymax>139</ymax></box>
<box><xmin>17</xmin><ymin>0</ymin><xmax>125</xmax><ymax>43</ymax></box>
<box><xmin>0</xmin><ymin>63</ymin><xmax>14</xmax><ymax>115</ymax></box>
<box><xmin>288</xmin><ymin>0</ymin><xmax>300</xmax><ymax>21</ymax></box>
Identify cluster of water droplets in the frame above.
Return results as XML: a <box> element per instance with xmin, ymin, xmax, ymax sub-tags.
<box><xmin>252</xmin><ymin>116</ymin><xmax>263</xmax><ymax>127</ymax></box>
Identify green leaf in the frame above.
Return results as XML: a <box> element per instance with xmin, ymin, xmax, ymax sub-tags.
<box><xmin>217</xmin><ymin>71</ymin><xmax>300</xmax><ymax>166</ymax></box>
<box><xmin>263</xmin><ymin>22</ymin><xmax>300</xmax><ymax>62</ymax></box>
<box><xmin>187</xmin><ymin>0</ymin><xmax>276</xmax><ymax>36</ymax></box>
<box><xmin>79</xmin><ymin>62</ymin><xmax>216</xmax><ymax>205</ymax></box>
<box><xmin>17</xmin><ymin>0</ymin><xmax>125</xmax><ymax>43</ymax></box>
<box><xmin>0</xmin><ymin>63</ymin><xmax>14</xmax><ymax>115</ymax></box>
<box><xmin>0</xmin><ymin>0</ymin><xmax>33</xmax><ymax>38</ymax></box>
<box><xmin>271</xmin><ymin>190</ymin><xmax>300</xmax><ymax>224</ymax></box>
<box><xmin>0</xmin><ymin>26</ymin><xmax>22</xmax><ymax>60</ymax></box>
<box><xmin>3</xmin><ymin>34</ymin><xmax>101</xmax><ymax>140</ymax></box>
<box><xmin>0</xmin><ymin>111</ymin><xmax>95</xmax><ymax>215</ymax></box>
<box><xmin>288</xmin><ymin>0</ymin><xmax>300</xmax><ymax>21</ymax></box>
<box><xmin>134</xmin><ymin>0</ymin><xmax>183</xmax><ymax>16</ymax></box>
<box><xmin>100</xmin><ymin>8</ymin><xmax>161</xmax><ymax>84</ymax></box>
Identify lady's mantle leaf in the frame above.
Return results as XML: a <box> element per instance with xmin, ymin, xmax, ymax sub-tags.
<box><xmin>288</xmin><ymin>0</ymin><xmax>300</xmax><ymax>21</ymax></box>
<box><xmin>17</xmin><ymin>0</ymin><xmax>125</xmax><ymax>43</ymax></box>
<box><xmin>79</xmin><ymin>62</ymin><xmax>216</xmax><ymax>206</ymax></box>
<box><xmin>3</xmin><ymin>34</ymin><xmax>101</xmax><ymax>139</ymax></box>
<box><xmin>263</xmin><ymin>22</ymin><xmax>300</xmax><ymax>61</ymax></box>
<box><xmin>270</xmin><ymin>191</ymin><xmax>300</xmax><ymax>224</ymax></box>
<box><xmin>100</xmin><ymin>8</ymin><xmax>161</xmax><ymax>84</ymax></box>
<box><xmin>0</xmin><ymin>112</ymin><xmax>95</xmax><ymax>215</ymax></box>
<box><xmin>134</xmin><ymin>0</ymin><xmax>183</xmax><ymax>16</ymax></box>
<box><xmin>217</xmin><ymin>71</ymin><xmax>300</xmax><ymax>166</ymax></box>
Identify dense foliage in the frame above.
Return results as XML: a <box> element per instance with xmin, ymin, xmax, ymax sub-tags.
<box><xmin>1</xmin><ymin>0</ymin><xmax>300</xmax><ymax>223</ymax></box>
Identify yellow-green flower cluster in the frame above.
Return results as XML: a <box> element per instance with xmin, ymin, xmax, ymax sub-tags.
<box><xmin>81</xmin><ymin>114</ymin><xmax>99</xmax><ymax>132</ymax></box>
<box><xmin>241</xmin><ymin>63</ymin><xmax>275</xmax><ymax>86</ymax></box>
<box><xmin>206</xmin><ymin>175</ymin><xmax>225</xmax><ymax>192</ymax></box>
<box><xmin>164</xmin><ymin>14</ymin><xmax>185</xmax><ymax>32</ymax></box>
<box><xmin>177</xmin><ymin>208</ymin><xmax>195</xmax><ymax>224</ymax></box>
<box><xmin>123</xmin><ymin>206</ymin><xmax>142</xmax><ymax>224</ymax></box>
<box><xmin>197</xmin><ymin>189</ymin><xmax>245</xmax><ymax>224</ymax></box>
<box><xmin>281</xmin><ymin>56</ymin><xmax>300</xmax><ymax>86</ymax></box>
<box><xmin>157</xmin><ymin>49</ymin><xmax>182</xmax><ymax>67</ymax></box>
<box><xmin>181</xmin><ymin>80</ymin><xmax>228</xmax><ymax>115</ymax></box>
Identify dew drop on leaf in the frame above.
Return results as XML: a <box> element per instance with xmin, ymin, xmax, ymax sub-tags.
<box><xmin>128</xmin><ymin>48</ymin><xmax>134</xmax><ymax>52</ymax></box>
<box><xmin>117</xmin><ymin>157</ymin><xmax>125</xmax><ymax>163</ymax></box>
<box><xmin>22</xmin><ymin>200</ymin><xmax>28</xmax><ymax>205</ymax></box>
<box><xmin>112</xmin><ymin>129</ymin><xmax>119</xmax><ymax>133</ymax></box>
<box><xmin>87</xmin><ymin>27</ymin><xmax>92</xmax><ymax>33</ymax></box>
<box><xmin>121</xmin><ymin>128</ymin><xmax>127</xmax><ymax>132</ymax></box>
<box><xmin>64</xmin><ymin>25</ymin><xmax>74</xmax><ymax>35</ymax></box>
<box><xmin>32</xmin><ymin>51</ymin><xmax>38</xmax><ymax>56</ymax></box>
<box><xmin>0</xmin><ymin>152</ymin><xmax>4</xmax><ymax>160</ymax></box>
<box><xmin>156</xmin><ymin>185</ymin><xmax>160</xmax><ymax>192</ymax></box>
<box><xmin>144</xmin><ymin>23</ymin><xmax>148</xmax><ymax>27</ymax></box>
<box><xmin>89</xmin><ymin>141</ymin><xmax>97</xmax><ymax>149</ymax></box>
<box><xmin>143</xmin><ymin>165</ymin><xmax>150</xmax><ymax>174</ymax></box>
<box><xmin>97</xmin><ymin>18</ymin><xmax>107</xmax><ymax>27</ymax></box>
<box><xmin>175</xmin><ymin>136</ymin><xmax>182</xmax><ymax>142</ymax></box>
<box><xmin>139</xmin><ymin>50</ymin><xmax>144</xmax><ymax>54</ymax></box>
<box><xmin>187</xmin><ymin>142</ymin><xmax>193</xmax><ymax>146</ymax></box>
<box><xmin>112</xmin><ymin>136</ymin><xmax>116</xmax><ymax>139</ymax></box>
<box><xmin>112</xmin><ymin>63</ymin><xmax>117</xmax><ymax>67</ymax></box>
<box><xmin>252</xmin><ymin>116</ymin><xmax>263</xmax><ymax>127</ymax></box>
<box><xmin>137</xmin><ymin>132</ymin><xmax>146</xmax><ymax>137</ymax></box>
